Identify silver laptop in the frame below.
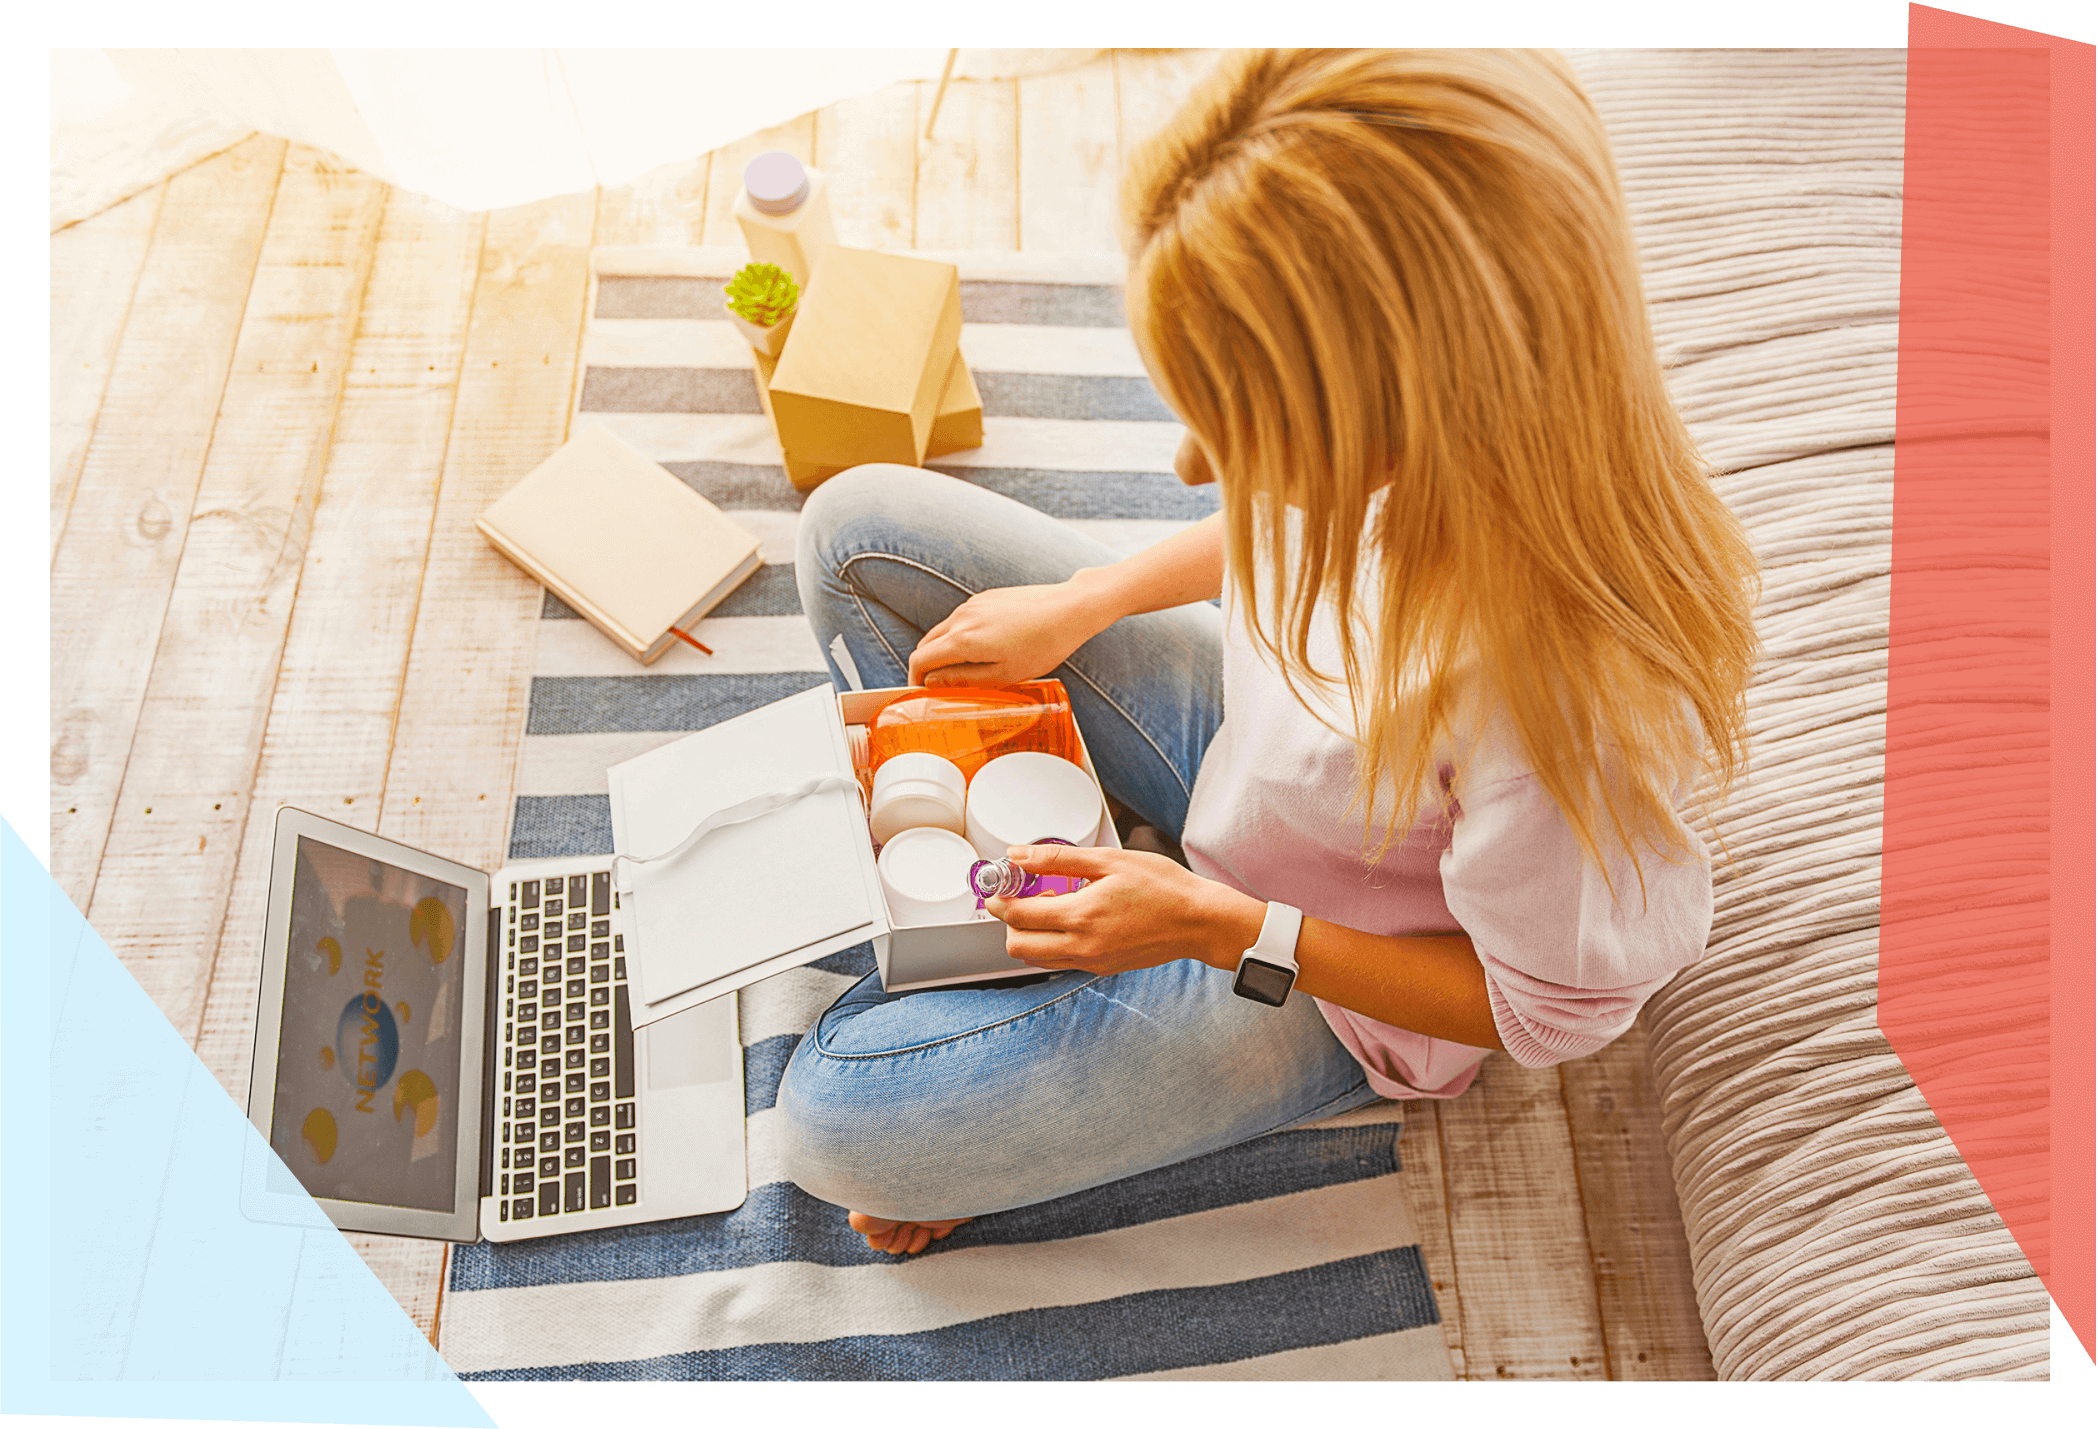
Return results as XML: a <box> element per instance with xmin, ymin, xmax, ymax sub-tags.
<box><xmin>243</xmin><ymin>805</ymin><xmax>747</xmax><ymax>1243</ymax></box>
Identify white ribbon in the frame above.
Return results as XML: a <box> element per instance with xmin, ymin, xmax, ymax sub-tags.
<box><xmin>611</xmin><ymin>774</ymin><xmax>863</xmax><ymax>896</ymax></box>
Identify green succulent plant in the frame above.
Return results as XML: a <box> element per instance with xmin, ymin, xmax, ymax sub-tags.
<box><xmin>723</xmin><ymin>262</ymin><xmax>800</xmax><ymax>327</ymax></box>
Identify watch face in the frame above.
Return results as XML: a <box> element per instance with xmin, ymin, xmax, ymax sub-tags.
<box><xmin>1233</xmin><ymin>958</ymin><xmax>1294</xmax><ymax>1007</ymax></box>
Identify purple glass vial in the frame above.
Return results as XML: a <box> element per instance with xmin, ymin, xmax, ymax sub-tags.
<box><xmin>969</xmin><ymin>840</ymin><xmax>1089</xmax><ymax>907</ymax></box>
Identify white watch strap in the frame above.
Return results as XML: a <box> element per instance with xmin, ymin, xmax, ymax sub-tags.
<box><xmin>1248</xmin><ymin>901</ymin><xmax>1303</xmax><ymax>971</ymax></box>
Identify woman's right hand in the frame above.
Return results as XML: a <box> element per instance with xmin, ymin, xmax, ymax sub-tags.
<box><xmin>906</xmin><ymin>576</ymin><xmax>1113</xmax><ymax>688</ymax></box>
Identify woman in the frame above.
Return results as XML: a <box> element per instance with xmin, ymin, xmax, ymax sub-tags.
<box><xmin>779</xmin><ymin>48</ymin><xmax>1758</xmax><ymax>1256</ymax></box>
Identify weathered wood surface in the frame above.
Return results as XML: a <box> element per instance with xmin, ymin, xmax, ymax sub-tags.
<box><xmin>1559</xmin><ymin>1019</ymin><xmax>1716</xmax><ymax>1379</ymax></box>
<box><xmin>50</xmin><ymin>55</ymin><xmax>1716</xmax><ymax>1372</ymax></box>
<box><xmin>87</xmin><ymin>147</ymin><xmax>388</xmax><ymax>1046</ymax></box>
<box><xmin>1019</xmin><ymin>55</ymin><xmax>1123</xmax><ymax>253</ymax></box>
<box><xmin>50</xmin><ymin>183</ymin><xmax>164</xmax><ymax>559</ymax></box>
<box><xmin>916</xmin><ymin>78</ymin><xmax>1020</xmax><ymax>251</ymax></box>
<box><xmin>594</xmin><ymin>153</ymin><xmax>708</xmax><ymax>249</ymax></box>
<box><xmin>1438</xmin><ymin>1056</ymin><xmax>1611</xmax><ymax>1379</ymax></box>
<box><xmin>50</xmin><ymin>135</ymin><xmax>287</xmax><ymax>913</ymax></box>
<box><xmin>816</xmin><ymin>84</ymin><xmax>920</xmax><ymax>251</ymax></box>
<box><xmin>1398</xmin><ymin>1102</ymin><xmax>1467</xmax><ymax>1379</ymax></box>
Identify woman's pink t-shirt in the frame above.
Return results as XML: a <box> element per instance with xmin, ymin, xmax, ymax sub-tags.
<box><xmin>1178</xmin><ymin>589</ymin><xmax>1714</xmax><ymax>1100</ymax></box>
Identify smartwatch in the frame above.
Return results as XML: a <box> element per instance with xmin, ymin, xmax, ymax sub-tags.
<box><xmin>1231</xmin><ymin>902</ymin><xmax>1304</xmax><ymax>1007</ymax></box>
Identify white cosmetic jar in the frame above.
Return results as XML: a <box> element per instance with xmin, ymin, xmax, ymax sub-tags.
<box><xmin>868</xmin><ymin>752</ymin><xmax>967</xmax><ymax>845</ymax></box>
<box><xmin>964</xmin><ymin>752</ymin><xmax>1102</xmax><ymax>860</ymax></box>
<box><xmin>876</xmin><ymin>826</ymin><xmax>983</xmax><ymax>926</ymax></box>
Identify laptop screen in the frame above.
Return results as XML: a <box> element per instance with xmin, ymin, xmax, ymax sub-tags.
<box><xmin>267</xmin><ymin>835</ymin><xmax>470</xmax><ymax>1213</ymax></box>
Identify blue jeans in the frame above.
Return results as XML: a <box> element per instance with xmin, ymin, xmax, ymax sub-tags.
<box><xmin>776</xmin><ymin>465</ymin><xmax>1382</xmax><ymax>1222</ymax></box>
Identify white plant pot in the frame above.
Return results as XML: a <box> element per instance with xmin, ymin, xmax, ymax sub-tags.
<box><xmin>725</xmin><ymin>301</ymin><xmax>795</xmax><ymax>358</ymax></box>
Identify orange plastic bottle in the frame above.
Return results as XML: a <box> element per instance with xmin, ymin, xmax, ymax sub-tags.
<box><xmin>862</xmin><ymin>680</ymin><xmax>1083</xmax><ymax>789</ymax></box>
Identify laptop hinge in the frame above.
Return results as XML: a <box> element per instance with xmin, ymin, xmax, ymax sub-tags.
<box><xmin>479</xmin><ymin>902</ymin><xmax>500</xmax><ymax>1203</ymax></box>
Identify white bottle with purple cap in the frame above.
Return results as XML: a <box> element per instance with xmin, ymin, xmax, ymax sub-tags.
<box><xmin>733</xmin><ymin>150</ymin><xmax>838</xmax><ymax>290</ymax></box>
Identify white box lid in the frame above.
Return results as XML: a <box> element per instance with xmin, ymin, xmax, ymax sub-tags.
<box><xmin>607</xmin><ymin>685</ymin><xmax>888</xmax><ymax>1028</ymax></box>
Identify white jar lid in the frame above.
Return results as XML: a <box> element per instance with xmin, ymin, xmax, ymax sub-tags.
<box><xmin>743</xmin><ymin>151</ymin><xmax>811</xmax><ymax>214</ymax></box>
<box><xmin>964</xmin><ymin>752</ymin><xmax>1102</xmax><ymax>861</ymax></box>
<box><xmin>876</xmin><ymin>827</ymin><xmax>982</xmax><ymax>927</ymax></box>
<box><xmin>868</xmin><ymin>752</ymin><xmax>967</xmax><ymax>844</ymax></box>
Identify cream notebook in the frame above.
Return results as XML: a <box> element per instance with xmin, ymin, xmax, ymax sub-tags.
<box><xmin>477</xmin><ymin>425</ymin><xmax>763</xmax><ymax>663</ymax></box>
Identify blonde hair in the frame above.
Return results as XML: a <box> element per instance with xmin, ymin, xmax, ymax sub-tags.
<box><xmin>1121</xmin><ymin>49</ymin><xmax>1759</xmax><ymax>882</ymax></box>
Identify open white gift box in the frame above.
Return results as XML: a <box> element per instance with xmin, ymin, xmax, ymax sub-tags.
<box><xmin>605</xmin><ymin>682</ymin><xmax>1120</xmax><ymax>1030</ymax></box>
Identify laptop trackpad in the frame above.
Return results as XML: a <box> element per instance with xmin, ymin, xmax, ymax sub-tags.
<box><xmin>646</xmin><ymin>995</ymin><xmax>738</xmax><ymax>1089</ymax></box>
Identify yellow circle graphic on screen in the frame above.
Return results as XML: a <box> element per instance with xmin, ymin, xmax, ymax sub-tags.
<box><xmin>409</xmin><ymin>898</ymin><xmax>455</xmax><ymax>965</ymax></box>
<box><xmin>301</xmin><ymin>1108</ymin><xmax>337</xmax><ymax>1164</ymax></box>
<box><xmin>397</xmin><ymin>1001</ymin><xmax>411</xmax><ymax>1025</ymax></box>
<box><xmin>318</xmin><ymin>936</ymin><xmax>341</xmax><ymax>975</ymax></box>
<box><xmin>393</xmin><ymin>1069</ymin><xmax>441</xmax><ymax>1138</ymax></box>
<box><xmin>318</xmin><ymin>1044</ymin><xmax>334</xmax><ymax>1069</ymax></box>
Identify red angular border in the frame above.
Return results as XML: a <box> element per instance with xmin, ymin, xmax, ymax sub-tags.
<box><xmin>1886</xmin><ymin>4</ymin><xmax>2095</xmax><ymax>1361</ymax></box>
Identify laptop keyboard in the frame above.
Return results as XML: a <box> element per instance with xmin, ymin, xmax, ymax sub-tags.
<box><xmin>493</xmin><ymin>870</ymin><xmax>641</xmax><ymax>1225</ymax></box>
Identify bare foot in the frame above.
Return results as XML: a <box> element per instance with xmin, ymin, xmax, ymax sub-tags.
<box><xmin>847</xmin><ymin>1210</ymin><xmax>973</xmax><ymax>1256</ymax></box>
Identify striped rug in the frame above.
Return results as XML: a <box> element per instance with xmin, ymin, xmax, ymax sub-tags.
<box><xmin>434</xmin><ymin>247</ymin><xmax>1450</xmax><ymax>1382</ymax></box>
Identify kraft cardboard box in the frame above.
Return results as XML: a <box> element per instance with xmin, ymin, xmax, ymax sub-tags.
<box><xmin>755</xmin><ymin>349</ymin><xmax>983</xmax><ymax>492</ymax></box>
<box><xmin>924</xmin><ymin>355</ymin><xmax>984</xmax><ymax>458</ymax></box>
<box><xmin>764</xmin><ymin>246</ymin><xmax>963</xmax><ymax>469</ymax></box>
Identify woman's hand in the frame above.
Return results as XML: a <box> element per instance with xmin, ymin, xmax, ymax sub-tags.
<box><xmin>907</xmin><ymin>516</ymin><xmax>1229</xmax><ymax>687</ymax></box>
<box><xmin>906</xmin><ymin>578</ymin><xmax>1114</xmax><ymax>688</ymax></box>
<box><xmin>984</xmin><ymin>843</ymin><xmax>1265</xmax><ymax>975</ymax></box>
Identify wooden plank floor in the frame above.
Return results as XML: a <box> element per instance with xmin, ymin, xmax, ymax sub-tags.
<box><xmin>47</xmin><ymin>49</ymin><xmax>1711</xmax><ymax>1379</ymax></box>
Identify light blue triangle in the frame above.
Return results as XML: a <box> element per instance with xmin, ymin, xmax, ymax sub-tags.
<box><xmin>1</xmin><ymin>817</ymin><xmax>494</xmax><ymax>1425</ymax></box>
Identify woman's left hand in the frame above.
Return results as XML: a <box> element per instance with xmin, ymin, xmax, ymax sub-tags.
<box><xmin>983</xmin><ymin>843</ymin><xmax>1265</xmax><ymax>975</ymax></box>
